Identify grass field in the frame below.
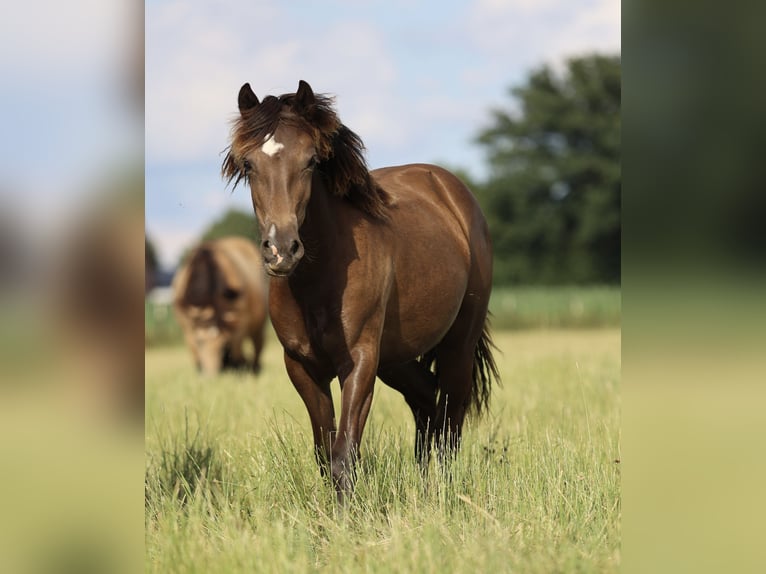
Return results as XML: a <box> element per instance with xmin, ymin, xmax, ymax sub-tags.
<box><xmin>145</xmin><ymin>327</ymin><xmax>621</xmax><ymax>573</ymax></box>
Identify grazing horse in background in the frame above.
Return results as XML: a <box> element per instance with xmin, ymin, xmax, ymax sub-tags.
<box><xmin>173</xmin><ymin>237</ymin><xmax>268</xmax><ymax>376</ymax></box>
<box><xmin>223</xmin><ymin>80</ymin><xmax>498</xmax><ymax>501</ymax></box>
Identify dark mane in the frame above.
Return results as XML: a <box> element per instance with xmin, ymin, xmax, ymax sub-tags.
<box><xmin>222</xmin><ymin>90</ymin><xmax>390</xmax><ymax>221</ymax></box>
<box><xmin>182</xmin><ymin>246</ymin><xmax>216</xmax><ymax>307</ymax></box>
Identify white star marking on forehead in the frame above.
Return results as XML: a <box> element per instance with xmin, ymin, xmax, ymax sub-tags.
<box><xmin>260</xmin><ymin>133</ymin><xmax>284</xmax><ymax>157</ymax></box>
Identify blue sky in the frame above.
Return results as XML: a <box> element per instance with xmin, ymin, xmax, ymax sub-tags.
<box><xmin>1</xmin><ymin>0</ymin><xmax>141</xmax><ymax>232</ymax></box>
<box><xmin>146</xmin><ymin>0</ymin><xmax>620</xmax><ymax>268</ymax></box>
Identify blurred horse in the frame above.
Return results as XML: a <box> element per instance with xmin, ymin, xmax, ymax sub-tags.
<box><xmin>173</xmin><ymin>237</ymin><xmax>267</xmax><ymax>376</ymax></box>
<box><xmin>223</xmin><ymin>80</ymin><xmax>498</xmax><ymax>501</ymax></box>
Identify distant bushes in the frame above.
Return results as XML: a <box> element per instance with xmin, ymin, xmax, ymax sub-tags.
<box><xmin>489</xmin><ymin>285</ymin><xmax>620</xmax><ymax>329</ymax></box>
<box><xmin>145</xmin><ymin>299</ymin><xmax>183</xmax><ymax>347</ymax></box>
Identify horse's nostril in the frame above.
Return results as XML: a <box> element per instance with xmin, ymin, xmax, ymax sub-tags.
<box><xmin>262</xmin><ymin>239</ymin><xmax>271</xmax><ymax>250</ymax></box>
<box><xmin>290</xmin><ymin>240</ymin><xmax>301</xmax><ymax>256</ymax></box>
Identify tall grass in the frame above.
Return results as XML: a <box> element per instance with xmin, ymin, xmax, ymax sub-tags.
<box><xmin>146</xmin><ymin>329</ymin><xmax>620</xmax><ymax>573</ymax></box>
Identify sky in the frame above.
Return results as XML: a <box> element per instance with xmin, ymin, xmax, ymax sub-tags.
<box><xmin>0</xmin><ymin>0</ymin><xmax>141</xmax><ymax>236</ymax></box>
<box><xmin>146</xmin><ymin>0</ymin><xmax>620</xmax><ymax>269</ymax></box>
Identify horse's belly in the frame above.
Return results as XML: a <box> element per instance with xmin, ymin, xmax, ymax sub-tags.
<box><xmin>378</xmin><ymin>269</ymin><xmax>468</xmax><ymax>365</ymax></box>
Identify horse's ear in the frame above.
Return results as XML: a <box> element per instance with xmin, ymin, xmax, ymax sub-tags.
<box><xmin>238</xmin><ymin>83</ymin><xmax>259</xmax><ymax>115</ymax></box>
<box><xmin>295</xmin><ymin>80</ymin><xmax>315</xmax><ymax>110</ymax></box>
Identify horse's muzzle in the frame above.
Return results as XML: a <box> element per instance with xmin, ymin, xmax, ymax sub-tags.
<box><xmin>262</xmin><ymin>237</ymin><xmax>304</xmax><ymax>276</ymax></box>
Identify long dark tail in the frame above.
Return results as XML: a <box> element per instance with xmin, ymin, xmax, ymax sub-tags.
<box><xmin>469</xmin><ymin>319</ymin><xmax>500</xmax><ymax>416</ymax></box>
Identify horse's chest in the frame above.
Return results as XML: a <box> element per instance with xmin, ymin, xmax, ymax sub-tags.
<box><xmin>275</xmin><ymin>303</ymin><xmax>343</xmax><ymax>366</ymax></box>
<box><xmin>305</xmin><ymin>306</ymin><xmax>344</xmax><ymax>353</ymax></box>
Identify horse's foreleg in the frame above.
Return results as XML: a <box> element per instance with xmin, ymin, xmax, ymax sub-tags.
<box><xmin>284</xmin><ymin>353</ymin><xmax>335</xmax><ymax>472</ymax></box>
<box><xmin>230</xmin><ymin>334</ymin><xmax>247</xmax><ymax>364</ymax></box>
<box><xmin>250</xmin><ymin>326</ymin><xmax>265</xmax><ymax>374</ymax></box>
<box><xmin>333</xmin><ymin>343</ymin><xmax>380</xmax><ymax>503</ymax></box>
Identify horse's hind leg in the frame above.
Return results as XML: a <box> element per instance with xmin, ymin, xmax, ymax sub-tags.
<box><xmin>433</xmin><ymin>344</ymin><xmax>474</xmax><ymax>458</ymax></box>
<box><xmin>434</xmin><ymin>294</ymin><xmax>490</xmax><ymax>459</ymax></box>
<box><xmin>377</xmin><ymin>360</ymin><xmax>437</xmax><ymax>466</ymax></box>
<box><xmin>223</xmin><ymin>334</ymin><xmax>248</xmax><ymax>370</ymax></box>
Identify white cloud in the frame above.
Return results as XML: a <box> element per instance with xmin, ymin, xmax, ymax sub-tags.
<box><xmin>0</xmin><ymin>0</ymin><xmax>133</xmax><ymax>78</ymax></box>
<box><xmin>546</xmin><ymin>0</ymin><xmax>621</xmax><ymax>65</ymax></box>
<box><xmin>146</xmin><ymin>3</ymin><xmax>403</xmax><ymax>165</ymax></box>
<box><xmin>475</xmin><ymin>0</ymin><xmax>563</xmax><ymax>14</ymax></box>
<box><xmin>466</xmin><ymin>0</ymin><xmax>620</xmax><ymax>76</ymax></box>
<box><xmin>146</xmin><ymin>1</ymin><xmax>273</xmax><ymax>164</ymax></box>
<box><xmin>148</xmin><ymin>225</ymin><xmax>199</xmax><ymax>269</ymax></box>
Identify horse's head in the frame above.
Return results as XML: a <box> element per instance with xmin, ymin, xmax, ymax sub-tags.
<box><xmin>231</xmin><ymin>81</ymin><xmax>328</xmax><ymax>277</ymax></box>
<box><xmin>223</xmin><ymin>80</ymin><xmax>388</xmax><ymax>277</ymax></box>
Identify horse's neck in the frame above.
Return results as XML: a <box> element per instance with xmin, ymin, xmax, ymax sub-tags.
<box><xmin>301</xmin><ymin>176</ymin><xmax>341</xmax><ymax>253</ymax></box>
<box><xmin>287</xmin><ymin>179</ymin><xmax>367</xmax><ymax>309</ymax></box>
<box><xmin>281</xmin><ymin>179</ymin><xmax>340</xmax><ymax>302</ymax></box>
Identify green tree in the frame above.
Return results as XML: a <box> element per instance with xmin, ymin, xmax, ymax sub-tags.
<box><xmin>145</xmin><ymin>235</ymin><xmax>159</xmax><ymax>291</ymax></box>
<box><xmin>178</xmin><ymin>208</ymin><xmax>259</xmax><ymax>265</ymax></box>
<box><xmin>199</xmin><ymin>208</ymin><xmax>260</xmax><ymax>243</ymax></box>
<box><xmin>476</xmin><ymin>54</ymin><xmax>620</xmax><ymax>285</ymax></box>
<box><xmin>145</xmin><ymin>235</ymin><xmax>158</xmax><ymax>273</ymax></box>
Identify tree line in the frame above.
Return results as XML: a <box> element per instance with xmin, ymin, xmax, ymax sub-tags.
<box><xmin>470</xmin><ymin>53</ymin><xmax>620</xmax><ymax>285</ymax></box>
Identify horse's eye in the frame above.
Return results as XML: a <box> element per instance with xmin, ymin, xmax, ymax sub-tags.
<box><xmin>306</xmin><ymin>155</ymin><xmax>318</xmax><ymax>169</ymax></box>
<box><xmin>242</xmin><ymin>159</ymin><xmax>252</xmax><ymax>173</ymax></box>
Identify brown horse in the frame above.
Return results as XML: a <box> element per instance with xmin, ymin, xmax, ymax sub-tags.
<box><xmin>223</xmin><ymin>80</ymin><xmax>498</xmax><ymax>500</ymax></box>
<box><xmin>173</xmin><ymin>236</ymin><xmax>267</xmax><ymax>376</ymax></box>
